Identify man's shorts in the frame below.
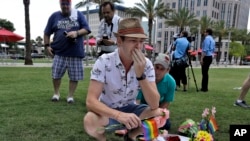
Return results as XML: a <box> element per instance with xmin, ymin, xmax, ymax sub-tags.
<box><xmin>52</xmin><ymin>55</ymin><xmax>84</xmax><ymax>81</ymax></box>
<box><xmin>104</xmin><ymin>103</ymin><xmax>148</xmax><ymax>132</ymax></box>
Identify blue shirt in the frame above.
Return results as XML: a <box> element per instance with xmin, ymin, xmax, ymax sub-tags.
<box><xmin>137</xmin><ymin>73</ymin><xmax>176</xmax><ymax>105</ymax></box>
<box><xmin>44</xmin><ymin>10</ymin><xmax>91</xmax><ymax>58</ymax></box>
<box><xmin>202</xmin><ymin>35</ymin><xmax>215</xmax><ymax>56</ymax></box>
<box><xmin>173</xmin><ymin>37</ymin><xmax>190</xmax><ymax>59</ymax></box>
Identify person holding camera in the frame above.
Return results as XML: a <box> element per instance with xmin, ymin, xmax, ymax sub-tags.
<box><xmin>96</xmin><ymin>1</ymin><xmax>121</xmax><ymax>57</ymax></box>
<box><xmin>170</xmin><ymin>31</ymin><xmax>190</xmax><ymax>91</ymax></box>
<box><xmin>43</xmin><ymin>0</ymin><xmax>91</xmax><ymax>103</ymax></box>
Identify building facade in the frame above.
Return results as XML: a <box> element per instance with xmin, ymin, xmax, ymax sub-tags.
<box><xmin>156</xmin><ymin>0</ymin><xmax>250</xmax><ymax>61</ymax></box>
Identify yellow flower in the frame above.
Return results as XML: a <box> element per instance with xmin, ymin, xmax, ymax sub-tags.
<box><xmin>191</xmin><ymin>131</ymin><xmax>213</xmax><ymax>141</ymax></box>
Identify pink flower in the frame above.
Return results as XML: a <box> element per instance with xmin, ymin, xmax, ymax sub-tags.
<box><xmin>153</xmin><ymin>108</ymin><xmax>169</xmax><ymax>128</ymax></box>
<box><xmin>202</xmin><ymin>108</ymin><xmax>209</xmax><ymax>118</ymax></box>
<box><xmin>211</xmin><ymin>107</ymin><xmax>216</xmax><ymax>117</ymax></box>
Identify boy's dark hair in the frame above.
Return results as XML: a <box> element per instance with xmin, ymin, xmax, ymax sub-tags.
<box><xmin>101</xmin><ymin>1</ymin><xmax>115</xmax><ymax>11</ymax></box>
<box><xmin>206</xmin><ymin>28</ymin><xmax>213</xmax><ymax>35</ymax></box>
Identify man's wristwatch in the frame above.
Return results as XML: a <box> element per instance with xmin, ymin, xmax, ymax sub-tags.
<box><xmin>136</xmin><ymin>73</ymin><xmax>146</xmax><ymax>81</ymax></box>
<box><xmin>44</xmin><ymin>44</ymin><xmax>50</xmax><ymax>48</ymax></box>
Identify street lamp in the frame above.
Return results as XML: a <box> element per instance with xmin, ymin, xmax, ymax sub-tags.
<box><xmin>196</xmin><ymin>24</ymin><xmax>201</xmax><ymax>66</ymax></box>
<box><xmin>85</xmin><ymin>0</ymin><xmax>90</xmax><ymax>66</ymax></box>
<box><xmin>225</xmin><ymin>30</ymin><xmax>231</xmax><ymax>67</ymax></box>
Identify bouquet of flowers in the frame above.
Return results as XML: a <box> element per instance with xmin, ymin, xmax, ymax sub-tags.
<box><xmin>189</xmin><ymin>107</ymin><xmax>218</xmax><ymax>141</ymax></box>
<box><xmin>199</xmin><ymin>107</ymin><xmax>218</xmax><ymax>135</ymax></box>
<box><xmin>191</xmin><ymin>130</ymin><xmax>213</xmax><ymax>141</ymax></box>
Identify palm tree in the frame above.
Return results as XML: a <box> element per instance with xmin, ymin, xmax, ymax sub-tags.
<box><xmin>23</xmin><ymin>0</ymin><xmax>33</xmax><ymax>65</ymax></box>
<box><xmin>200</xmin><ymin>16</ymin><xmax>213</xmax><ymax>33</ymax></box>
<box><xmin>126</xmin><ymin>0</ymin><xmax>171</xmax><ymax>46</ymax></box>
<box><xmin>212</xmin><ymin>20</ymin><xmax>227</xmax><ymax>65</ymax></box>
<box><xmin>165</xmin><ymin>8</ymin><xmax>199</xmax><ymax>33</ymax></box>
<box><xmin>75</xmin><ymin>0</ymin><xmax>123</xmax><ymax>21</ymax></box>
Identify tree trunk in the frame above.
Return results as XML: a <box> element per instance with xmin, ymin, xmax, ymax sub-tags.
<box><xmin>216</xmin><ymin>36</ymin><xmax>222</xmax><ymax>65</ymax></box>
<box><xmin>23</xmin><ymin>0</ymin><xmax>33</xmax><ymax>65</ymax></box>
<box><xmin>148</xmin><ymin>19</ymin><xmax>153</xmax><ymax>46</ymax></box>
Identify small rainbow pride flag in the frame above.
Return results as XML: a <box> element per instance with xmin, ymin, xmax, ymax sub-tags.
<box><xmin>208</xmin><ymin>116</ymin><xmax>218</xmax><ymax>134</ymax></box>
<box><xmin>142</xmin><ymin>118</ymin><xmax>159</xmax><ymax>141</ymax></box>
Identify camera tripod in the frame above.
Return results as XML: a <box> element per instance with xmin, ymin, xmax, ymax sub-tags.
<box><xmin>186</xmin><ymin>54</ymin><xmax>199</xmax><ymax>92</ymax></box>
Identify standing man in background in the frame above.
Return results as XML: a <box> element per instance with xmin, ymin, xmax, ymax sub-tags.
<box><xmin>44</xmin><ymin>0</ymin><xmax>91</xmax><ymax>103</ymax></box>
<box><xmin>200</xmin><ymin>28</ymin><xmax>215</xmax><ymax>92</ymax></box>
<box><xmin>96</xmin><ymin>1</ymin><xmax>121</xmax><ymax>57</ymax></box>
<box><xmin>170</xmin><ymin>31</ymin><xmax>190</xmax><ymax>91</ymax></box>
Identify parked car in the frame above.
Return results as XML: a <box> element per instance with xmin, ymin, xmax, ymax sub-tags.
<box><xmin>31</xmin><ymin>53</ymin><xmax>45</xmax><ymax>58</ymax></box>
<box><xmin>242</xmin><ymin>61</ymin><xmax>250</xmax><ymax>65</ymax></box>
<box><xmin>10</xmin><ymin>54</ymin><xmax>25</xmax><ymax>60</ymax></box>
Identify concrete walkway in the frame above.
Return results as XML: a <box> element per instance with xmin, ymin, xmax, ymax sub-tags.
<box><xmin>0</xmin><ymin>61</ymin><xmax>250</xmax><ymax>68</ymax></box>
<box><xmin>0</xmin><ymin>62</ymin><xmax>94</xmax><ymax>68</ymax></box>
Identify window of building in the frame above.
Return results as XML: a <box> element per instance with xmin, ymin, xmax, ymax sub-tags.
<box><xmin>172</xmin><ymin>2</ymin><xmax>176</xmax><ymax>8</ymax></box>
<box><xmin>196</xmin><ymin>10</ymin><xmax>200</xmax><ymax>16</ymax></box>
<box><xmin>166</xmin><ymin>3</ymin><xmax>170</xmax><ymax>8</ymax></box>
<box><xmin>178</xmin><ymin>0</ymin><xmax>182</xmax><ymax>10</ymax></box>
<box><xmin>203</xmin><ymin>10</ymin><xmax>207</xmax><ymax>16</ymax></box>
<box><xmin>158</xmin><ymin>32</ymin><xmax>162</xmax><ymax>38</ymax></box>
<box><xmin>184</xmin><ymin>0</ymin><xmax>188</xmax><ymax>7</ymax></box>
<box><xmin>204</xmin><ymin>0</ymin><xmax>208</xmax><ymax>6</ymax></box>
<box><xmin>197</xmin><ymin>0</ymin><xmax>201</xmax><ymax>6</ymax></box>
<box><xmin>158</xmin><ymin>22</ymin><xmax>162</xmax><ymax>29</ymax></box>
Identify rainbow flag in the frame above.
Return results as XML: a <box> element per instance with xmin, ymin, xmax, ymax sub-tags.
<box><xmin>142</xmin><ymin>118</ymin><xmax>159</xmax><ymax>141</ymax></box>
<box><xmin>208</xmin><ymin>116</ymin><xmax>218</xmax><ymax>134</ymax></box>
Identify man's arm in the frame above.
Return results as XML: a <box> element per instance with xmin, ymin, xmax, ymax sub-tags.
<box><xmin>132</xmin><ymin>49</ymin><xmax>160</xmax><ymax>109</ymax></box>
<box><xmin>86</xmin><ymin>80</ymin><xmax>119</xmax><ymax>119</ymax></box>
<box><xmin>43</xmin><ymin>34</ymin><xmax>53</xmax><ymax>56</ymax></box>
<box><xmin>86</xmin><ymin>80</ymin><xmax>142</xmax><ymax>130</ymax></box>
<box><xmin>201</xmin><ymin>37</ymin><xmax>209</xmax><ymax>64</ymax></box>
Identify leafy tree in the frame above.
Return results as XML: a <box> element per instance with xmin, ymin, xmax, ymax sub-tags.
<box><xmin>165</xmin><ymin>8</ymin><xmax>199</xmax><ymax>33</ymax></box>
<box><xmin>126</xmin><ymin>0</ymin><xmax>171</xmax><ymax>45</ymax></box>
<box><xmin>229</xmin><ymin>41</ymin><xmax>245</xmax><ymax>64</ymax></box>
<box><xmin>75</xmin><ymin>0</ymin><xmax>123</xmax><ymax>21</ymax></box>
<box><xmin>23</xmin><ymin>0</ymin><xmax>33</xmax><ymax>65</ymax></box>
<box><xmin>0</xmin><ymin>19</ymin><xmax>15</xmax><ymax>31</ymax></box>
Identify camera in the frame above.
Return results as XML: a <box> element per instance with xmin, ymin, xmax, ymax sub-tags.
<box><xmin>99</xmin><ymin>34</ymin><xmax>109</xmax><ymax>45</ymax></box>
<box><xmin>103</xmin><ymin>34</ymin><xmax>108</xmax><ymax>39</ymax></box>
<box><xmin>64</xmin><ymin>31</ymin><xmax>76</xmax><ymax>42</ymax></box>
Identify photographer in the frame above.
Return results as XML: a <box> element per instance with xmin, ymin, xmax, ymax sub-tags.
<box><xmin>170</xmin><ymin>31</ymin><xmax>190</xmax><ymax>91</ymax></box>
<box><xmin>96</xmin><ymin>1</ymin><xmax>121</xmax><ymax>57</ymax></box>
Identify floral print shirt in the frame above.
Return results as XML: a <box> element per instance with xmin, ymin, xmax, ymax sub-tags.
<box><xmin>90</xmin><ymin>49</ymin><xmax>155</xmax><ymax>108</ymax></box>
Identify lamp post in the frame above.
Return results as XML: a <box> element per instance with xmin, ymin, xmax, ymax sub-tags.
<box><xmin>85</xmin><ymin>0</ymin><xmax>90</xmax><ymax>66</ymax></box>
<box><xmin>225</xmin><ymin>31</ymin><xmax>231</xmax><ymax>67</ymax></box>
<box><xmin>196</xmin><ymin>25</ymin><xmax>201</xmax><ymax>66</ymax></box>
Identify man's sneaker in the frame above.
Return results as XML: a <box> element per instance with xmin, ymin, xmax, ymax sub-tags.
<box><xmin>67</xmin><ymin>97</ymin><xmax>74</xmax><ymax>103</ymax></box>
<box><xmin>234</xmin><ymin>100</ymin><xmax>249</xmax><ymax>108</ymax></box>
<box><xmin>51</xmin><ymin>94</ymin><xmax>60</xmax><ymax>102</ymax></box>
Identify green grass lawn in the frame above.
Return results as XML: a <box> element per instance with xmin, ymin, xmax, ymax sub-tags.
<box><xmin>0</xmin><ymin>67</ymin><xmax>250</xmax><ymax>141</ymax></box>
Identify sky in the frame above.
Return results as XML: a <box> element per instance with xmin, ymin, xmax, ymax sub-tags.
<box><xmin>0</xmin><ymin>0</ymin><xmax>140</xmax><ymax>40</ymax></box>
<box><xmin>0</xmin><ymin>0</ymin><xmax>250</xmax><ymax>40</ymax></box>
